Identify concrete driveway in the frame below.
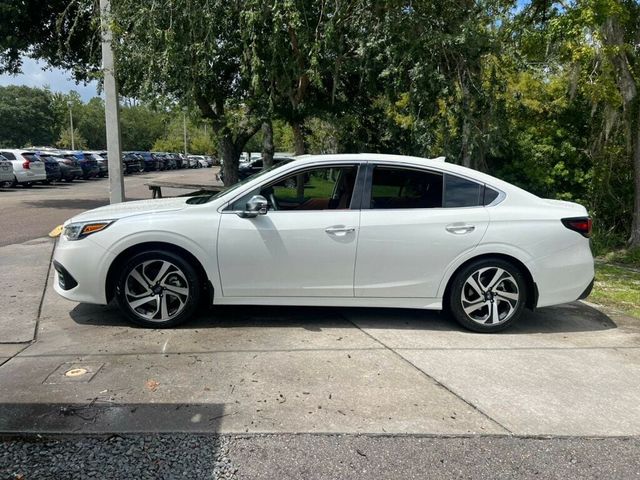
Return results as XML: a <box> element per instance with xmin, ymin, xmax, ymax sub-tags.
<box><xmin>1</xmin><ymin>238</ymin><xmax>639</xmax><ymax>437</ymax></box>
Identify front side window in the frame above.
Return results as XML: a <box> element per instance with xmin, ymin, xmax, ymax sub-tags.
<box><xmin>263</xmin><ymin>166</ymin><xmax>358</xmax><ymax>211</ymax></box>
<box><xmin>370</xmin><ymin>167</ymin><xmax>443</xmax><ymax>209</ymax></box>
<box><xmin>229</xmin><ymin>165</ymin><xmax>358</xmax><ymax>211</ymax></box>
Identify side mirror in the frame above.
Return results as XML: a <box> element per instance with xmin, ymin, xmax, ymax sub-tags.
<box><xmin>239</xmin><ymin>195</ymin><xmax>268</xmax><ymax>218</ymax></box>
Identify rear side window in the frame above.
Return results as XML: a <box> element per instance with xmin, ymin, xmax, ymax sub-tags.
<box><xmin>444</xmin><ymin>174</ymin><xmax>483</xmax><ymax>207</ymax></box>
<box><xmin>483</xmin><ymin>186</ymin><xmax>500</xmax><ymax>205</ymax></box>
<box><xmin>370</xmin><ymin>167</ymin><xmax>443</xmax><ymax>209</ymax></box>
<box><xmin>0</xmin><ymin>152</ymin><xmax>16</xmax><ymax>160</ymax></box>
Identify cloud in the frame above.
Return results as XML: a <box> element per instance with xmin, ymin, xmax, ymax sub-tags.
<box><xmin>0</xmin><ymin>57</ymin><xmax>99</xmax><ymax>101</ymax></box>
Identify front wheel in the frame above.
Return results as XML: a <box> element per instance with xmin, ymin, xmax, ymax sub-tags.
<box><xmin>115</xmin><ymin>250</ymin><xmax>202</xmax><ymax>328</ymax></box>
<box><xmin>447</xmin><ymin>258</ymin><xmax>527</xmax><ymax>333</ymax></box>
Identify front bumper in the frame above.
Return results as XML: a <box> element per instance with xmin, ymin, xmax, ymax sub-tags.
<box><xmin>52</xmin><ymin>235</ymin><xmax>115</xmax><ymax>305</ymax></box>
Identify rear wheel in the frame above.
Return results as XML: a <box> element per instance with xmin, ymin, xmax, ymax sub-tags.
<box><xmin>447</xmin><ymin>258</ymin><xmax>527</xmax><ymax>333</ymax></box>
<box><xmin>115</xmin><ymin>250</ymin><xmax>202</xmax><ymax>328</ymax></box>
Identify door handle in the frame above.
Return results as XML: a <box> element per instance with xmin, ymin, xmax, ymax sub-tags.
<box><xmin>325</xmin><ymin>225</ymin><xmax>356</xmax><ymax>236</ymax></box>
<box><xmin>445</xmin><ymin>224</ymin><xmax>476</xmax><ymax>235</ymax></box>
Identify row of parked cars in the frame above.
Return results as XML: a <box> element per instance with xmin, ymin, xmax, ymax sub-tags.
<box><xmin>0</xmin><ymin>148</ymin><xmax>216</xmax><ymax>187</ymax></box>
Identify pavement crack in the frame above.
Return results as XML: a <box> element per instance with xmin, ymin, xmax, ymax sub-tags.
<box><xmin>343</xmin><ymin>315</ymin><xmax>513</xmax><ymax>435</ymax></box>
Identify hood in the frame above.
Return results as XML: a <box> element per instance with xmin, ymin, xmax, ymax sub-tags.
<box><xmin>68</xmin><ymin>197</ymin><xmax>190</xmax><ymax>223</ymax></box>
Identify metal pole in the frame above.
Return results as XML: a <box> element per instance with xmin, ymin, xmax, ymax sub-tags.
<box><xmin>183</xmin><ymin>111</ymin><xmax>188</xmax><ymax>156</ymax></box>
<box><xmin>100</xmin><ymin>0</ymin><xmax>125</xmax><ymax>203</ymax></box>
<box><xmin>68</xmin><ymin>102</ymin><xmax>75</xmax><ymax>150</ymax></box>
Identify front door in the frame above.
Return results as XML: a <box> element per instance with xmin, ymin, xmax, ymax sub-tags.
<box><xmin>218</xmin><ymin>164</ymin><xmax>361</xmax><ymax>297</ymax></box>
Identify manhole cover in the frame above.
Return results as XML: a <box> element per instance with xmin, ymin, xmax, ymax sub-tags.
<box><xmin>65</xmin><ymin>368</ymin><xmax>88</xmax><ymax>378</ymax></box>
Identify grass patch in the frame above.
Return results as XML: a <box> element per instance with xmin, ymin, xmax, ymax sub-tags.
<box><xmin>598</xmin><ymin>247</ymin><xmax>640</xmax><ymax>269</ymax></box>
<box><xmin>590</xmin><ymin>263</ymin><xmax>640</xmax><ymax>318</ymax></box>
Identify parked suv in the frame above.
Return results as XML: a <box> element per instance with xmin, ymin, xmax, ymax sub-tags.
<box><xmin>0</xmin><ymin>149</ymin><xmax>47</xmax><ymax>187</ymax></box>
<box><xmin>122</xmin><ymin>152</ymin><xmax>145</xmax><ymax>173</ymax></box>
<box><xmin>40</xmin><ymin>154</ymin><xmax>63</xmax><ymax>183</ymax></box>
<box><xmin>86</xmin><ymin>152</ymin><xmax>109</xmax><ymax>177</ymax></box>
<box><xmin>0</xmin><ymin>154</ymin><xmax>13</xmax><ymax>185</ymax></box>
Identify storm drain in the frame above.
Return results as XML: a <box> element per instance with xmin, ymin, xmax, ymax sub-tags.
<box><xmin>43</xmin><ymin>362</ymin><xmax>104</xmax><ymax>384</ymax></box>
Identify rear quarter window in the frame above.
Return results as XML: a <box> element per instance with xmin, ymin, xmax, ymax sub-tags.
<box><xmin>0</xmin><ymin>152</ymin><xmax>16</xmax><ymax>160</ymax></box>
<box><xmin>444</xmin><ymin>174</ymin><xmax>483</xmax><ymax>208</ymax></box>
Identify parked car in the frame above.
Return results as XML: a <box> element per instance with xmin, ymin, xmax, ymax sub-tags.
<box><xmin>168</xmin><ymin>153</ymin><xmax>185</xmax><ymax>169</ymax></box>
<box><xmin>52</xmin><ymin>154</ymin><xmax>594</xmax><ymax>332</ymax></box>
<box><xmin>0</xmin><ymin>149</ymin><xmax>47</xmax><ymax>187</ymax></box>
<box><xmin>40</xmin><ymin>154</ymin><xmax>63</xmax><ymax>183</ymax></box>
<box><xmin>0</xmin><ymin>154</ymin><xmax>14</xmax><ymax>185</ymax></box>
<box><xmin>50</xmin><ymin>153</ymin><xmax>83</xmax><ymax>182</ymax></box>
<box><xmin>86</xmin><ymin>152</ymin><xmax>109</xmax><ymax>177</ymax></box>
<box><xmin>122</xmin><ymin>152</ymin><xmax>145</xmax><ymax>174</ymax></box>
<box><xmin>219</xmin><ymin>156</ymin><xmax>294</xmax><ymax>185</ymax></box>
<box><xmin>59</xmin><ymin>151</ymin><xmax>99</xmax><ymax>179</ymax></box>
<box><xmin>186</xmin><ymin>155</ymin><xmax>200</xmax><ymax>169</ymax></box>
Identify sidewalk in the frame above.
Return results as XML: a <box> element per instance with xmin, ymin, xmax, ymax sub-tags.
<box><xmin>1</xmin><ymin>238</ymin><xmax>640</xmax><ymax>436</ymax></box>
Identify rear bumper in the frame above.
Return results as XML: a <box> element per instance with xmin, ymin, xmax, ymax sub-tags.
<box><xmin>15</xmin><ymin>170</ymin><xmax>46</xmax><ymax>183</ymax></box>
<box><xmin>578</xmin><ymin>277</ymin><xmax>595</xmax><ymax>300</ymax></box>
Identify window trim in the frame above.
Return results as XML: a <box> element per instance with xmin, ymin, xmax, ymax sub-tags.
<box><xmin>222</xmin><ymin>162</ymin><xmax>366</xmax><ymax>214</ymax></box>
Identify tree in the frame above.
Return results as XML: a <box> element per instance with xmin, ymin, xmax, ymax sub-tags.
<box><xmin>0</xmin><ymin>85</ymin><xmax>55</xmax><ymax>147</ymax></box>
<box><xmin>56</xmin><ymin>127</ymin><xmax>87</xmax><ymax>150</ymax></box>
<box><xmin>111</xmin><ymin>0</ymin><xmax>265</xmax><ymax>185</ymax></box>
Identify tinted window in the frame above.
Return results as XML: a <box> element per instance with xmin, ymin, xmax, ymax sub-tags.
<box><xmin>444</xmin><ymin>174</ymin><xmax>483</xmax><ymax>207</ymax></box>
<box><xmin>483</xmin><ymin>186</ymin><xmax>500</xmax><ymax>205</ymax></box>
<box><xmin>370</xmin><ymin>167</ymin><xmax>443</xmax><ymax>209</ymax></box>
<box><xmin>22</xmin><ymin>153</ymin><xmax>40</xmax><ymax>162</ymax></box>
<box><xmin>0</xmin><ymin>152</ymin><xmax>16</xmax><ymax>160</ymax></box>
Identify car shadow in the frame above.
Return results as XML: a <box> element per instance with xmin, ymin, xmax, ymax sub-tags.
<box><xmin>70</xmin><ymin>301</ymin><xmax>617</xmax><ymax>334</ymax></box>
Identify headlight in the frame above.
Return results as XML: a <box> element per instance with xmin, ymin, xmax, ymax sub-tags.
<box><xmin>63</xmin><ymin>220</ymin><xmax>114</xmax><ymax>240</ymax></box>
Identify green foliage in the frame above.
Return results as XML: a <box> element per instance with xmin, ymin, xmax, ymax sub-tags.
<box><xmin>56</xmin><ymin>127</ymin><xmax>87</xmax><ymax>150</ymax></box>
<box><xmin>0</xmin><ymin>85</ymin><xmax>55</xmax><ymax>147</ymax></box>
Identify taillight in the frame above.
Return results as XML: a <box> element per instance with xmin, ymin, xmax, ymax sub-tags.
<box><xmin>562</xmin><ymin>217</ymin><xmax>592</xmax><ymax>238</ymax></box>
<box><xmin>22</xmin><ymin>161</ymin><xmax>30</xmax><ymax>169</ymax></box>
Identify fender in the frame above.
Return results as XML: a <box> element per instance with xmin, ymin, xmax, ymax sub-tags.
<box><xmin>436</xmin><ymin>242</ymin><xmax>536</xmax><ymax>298</ymax></box>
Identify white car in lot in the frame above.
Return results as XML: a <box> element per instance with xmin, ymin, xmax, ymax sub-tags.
<box><xmin>0</xmin><ymin>149</ymin><xmax>47</xmax><ymax>187</ymax></box>
<box><xmin>0</xmin><ymin>154</ymin><xmax>14</xmax><ymax>184</ymax></box>
<box><xmin>52</xmin><ymin>154</ymin><xmax>594</xmax><ymax>332</ymax></box>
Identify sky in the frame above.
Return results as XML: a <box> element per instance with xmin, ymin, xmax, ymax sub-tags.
<box><xmin>0</xmin><ymin>57</ymin><xmax>100</xmax><ymax>101</ymax></box>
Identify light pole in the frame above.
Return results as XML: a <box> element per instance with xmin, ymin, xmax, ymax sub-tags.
<box><xmin>183</xmin><ymin>110</ymin><xmax>188</xmax><ymax>157</ymax></box>
<box><xmin>68</xmin><ymin>101</ymin><xmax>75</xmax><ymax>150</ymax></box>
<box><xmin>100</xmin><ymin>0</ymin><xmax>125</xmax><ymax>203</ymax></box>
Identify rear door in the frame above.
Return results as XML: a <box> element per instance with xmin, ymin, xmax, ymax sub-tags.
<box><xmin>354</xmin><ymin>164</ymin><xmax>490</xmax><ymax>298</ymax></box>
<box><xmin>21</xmin><ymin>153</ymin><xmax>45</xmax><ymax>175</ymax></box>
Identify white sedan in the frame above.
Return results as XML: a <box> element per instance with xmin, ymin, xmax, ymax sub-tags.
<box><xmin>52</xmin><ymin>154</ymin><xmax>594</xmax><ymax>332</ymax></box>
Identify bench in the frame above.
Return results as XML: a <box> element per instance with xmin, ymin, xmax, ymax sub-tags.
<box><xmin>145</xmin><ymin>180</ymin><xmax>226</xmax><ymax>199</ymax></box>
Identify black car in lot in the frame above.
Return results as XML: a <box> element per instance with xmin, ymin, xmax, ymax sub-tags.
<box><xmin>39</xmin><ymin>154</ymin><xmax>63</xmax><ymax>183</ymax></box>
<box><xmin>122</xmin><ymin>152</ymin><xmax>145</xmax><ymax>173</ymax></box>
<box><xmin>86</xmin><ymin>152</ymin><xmax>109</xmax><ymax>177</ymax></box>
<box><xmin>48</xmin><ymin>153</ymin><xmax>82</xmax><ymax>181</ymax></box>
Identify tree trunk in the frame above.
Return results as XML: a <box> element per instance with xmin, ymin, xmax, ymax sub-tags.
<box><xmin>291</xmin><ymin>119</ymin><xmax>306</xmax><ymax>156</ymax></box>
<box><xmin>460</xmin><ymin>76</ymin><xmax>473</xmax><ymax>168</ymax></box>
<box><xmin>261</xmin><ymin>120</ymin><xmax>275</xmax><ymax>169</ymax></box>
<box><xmin>290</xmin><ymin>119</ymin><xmax>306</xmax><ymax>198</ymax></box>
<box><xmin>630</xmin><ymin>104</ymin><xmax>640</xmax><ymax>247</ymax></box>
<box><xmin>220</xmin><ymin>133</ymin><xmax>241</xmax><ymax>186</ymax></box>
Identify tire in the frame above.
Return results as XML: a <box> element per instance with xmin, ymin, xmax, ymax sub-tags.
<box><xmin>23</xmin><ymin>182</ymin><xmax>33</xmax><ymax>188</ymax></box>
<box><xmin>115</xmin><ymin>250</ymin><xmax>202</xmax><ymax>328</ymax></box>
<box><xmin>447</xmin><ymin>258</ymin><xmax>527</xmax><ymax>333</ymax></box>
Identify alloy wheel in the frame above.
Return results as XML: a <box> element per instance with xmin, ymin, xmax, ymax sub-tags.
<box><xmin>460</xmin><ymin>266</ymin><xmax>520</xmax><ymax>326</ymax></box>
<box><xmin>124</xmin><ymin>259</ymin><xmax>190</xmax><ymax>322</ymax></box>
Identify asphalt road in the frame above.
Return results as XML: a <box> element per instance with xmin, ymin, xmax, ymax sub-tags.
<box><xmin>0</xmin><ymin>168</ymin><xmax>220</xmax><ymax>247</ymax></box>
<box><xmin>2</xmin><ymin>434</ymin><xmax>638</xmax><ymax>479</ymax></box>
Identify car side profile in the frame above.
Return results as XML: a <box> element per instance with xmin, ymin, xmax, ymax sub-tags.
<box><xmin>52</xmin><ymin>154</ymin><xmax>594</xmax><ymax>332</ymax></box>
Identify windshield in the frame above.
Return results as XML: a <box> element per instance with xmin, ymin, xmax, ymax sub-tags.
<box><xmin>199</xmin><ymin>163</ymin><xmax>284</xmax><ymax>204</ymax></box>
